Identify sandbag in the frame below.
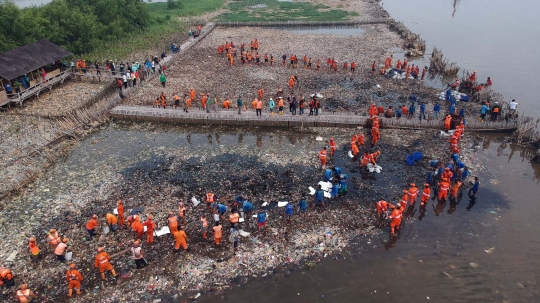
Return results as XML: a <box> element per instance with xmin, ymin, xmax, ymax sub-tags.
<box><xmin>405</xmin><ymin>154</ymin><xmax>415</xmax><ymax>166</ymax></box>
<box><xmin>412</xmin><ymin>151</ymin><xmax>423</xmax><ymax>162</ymax></box>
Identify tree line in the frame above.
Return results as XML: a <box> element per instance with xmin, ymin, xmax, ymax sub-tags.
<box><xmin>0</xmin><ymin>0</ymin><xmax>151</xmax><ymax>55</ymax></box>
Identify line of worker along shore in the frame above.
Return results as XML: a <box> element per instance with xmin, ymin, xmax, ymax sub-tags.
<box><xmin>111</xmin><ymin>106</ymin><xmax>520</xmax><ymax>132</ymax></box>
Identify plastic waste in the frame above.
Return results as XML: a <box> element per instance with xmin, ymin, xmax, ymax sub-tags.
<box><xmin>192</xmin><ymin>196</ymin><xmax>200</xmax><ymax>207</ymax></box>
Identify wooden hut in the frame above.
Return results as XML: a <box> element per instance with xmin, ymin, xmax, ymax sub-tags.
<box><xmin>0</xmin><ymin>40</ymin><xmax>72</xmax><ymax>108</ymax></box>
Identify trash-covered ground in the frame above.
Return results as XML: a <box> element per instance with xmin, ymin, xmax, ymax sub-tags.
<box><xmin>0</xmin><ymin>121</ymin><xmax>484</xmax><ymax>302</ymax></box>
<box><xmin>10</xmin><ymin>79</ymin><xmax>111</xmax><ymax>117</ymax></box>
<box><xmin>125</xmin><ymin>24</ymin><xmax>483</xmax><ymax>118</ymax></box>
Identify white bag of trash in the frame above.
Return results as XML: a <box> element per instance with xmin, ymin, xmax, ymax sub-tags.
<box><xmin>155</xmin><ymin>226</ymin><xmax>170</xmax><ymax>237</ymax></box>
<box><xmin>348</xmin><ymin>150</ymin><xmax>354</xmax><ymax>158</ymax></box>
<box><xmin>192</xmin><ymin>196</ymin><xmax>201</xmax><ymax>207</ymax></box>
<box><xmin>65</xmin><ymin>252</ymin><xmax>73</xmax><ymax>261</ymax></box>
<box><xmin>318</xmin><ymin>181</ymin><xmax>332</xmax><ymax>191</ymax></box>
<box><xmin>308</xmin><ymin>186</ymin><xmax>316</xmax><ymax>195</ymax></box>
<box><xmin>278</xmin><ymin>201</ymin><xmax>289</xmax><ymax>207</ymax></box>
<box><xmin>440</xmin><ymin>130</ymin><xmax>455</xmax><ymax>137</ymax></box>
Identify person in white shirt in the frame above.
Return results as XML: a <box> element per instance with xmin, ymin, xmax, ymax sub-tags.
<box><xmin>509</xmin><ymin>99</ymin><xmax>518</xmax><ymax>114</ymax></box>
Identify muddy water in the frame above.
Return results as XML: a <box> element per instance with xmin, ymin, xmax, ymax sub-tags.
<box><xmin>382</xmin><ymin>0</ymin><xmax>540</xmax><ymax>118</ymax></box>
<box><xmin>197</xmin><ymin>134</ymin><xmax>540</xmax><ymax>302</ymax></box>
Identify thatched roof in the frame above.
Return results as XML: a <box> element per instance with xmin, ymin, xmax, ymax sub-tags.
<box><xmin>0</xmin><ymin>40</ymin><xmax>72</xmax><ymax>80</ymax></box>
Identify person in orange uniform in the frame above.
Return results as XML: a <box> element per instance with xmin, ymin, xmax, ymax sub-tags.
<box><xmin>319</xmin><ymin>147</ymin><xmax>328</xmax><ymax>167</ymax></box>
<box><xmin>444</xmin><ymin>114</ymin><xmax>452</xmax><ymax>131</ymax></box>
<box><xmin>351</xmin><ymin>142</ymin><xmax>360</xmax><ymax>158</ymax></box>
<box><xmin>257</xmin><ymin>88</ymin><xmax>264</xmax><ymax>100</ymax></box>
<box><xmin>388</xmin><ymin>204</ymin><xmax>403</xmax><ymax>235</ymax></box>
<box><xmin>200</xmin><ymin>215</ymin><xmax>208</xmax><ymax>239</ymax></box>
<box><xmin>94</xmin><ymin>247</ymin><xmax>117</xmax><ymax>280</ymax></box>
<box><xmin>468</xmin><ymin>71</ymin><xmax>477</xmax><ymax>82</ymax></box>
<box><xmin>360</xmin><ymin>151</ymin><xmax>371</xmax><ymax>168</ymax></box>
<box><xmin>16</xmin><ymin>284</ymin><xmax>36</xmax><ymax>303</ymax></box>
<box><xmin>143</xmin><ymin>214</ymin><xmax>155</xmax><ymax>244</ymax></box>
<box><xmin>328</xmin><ymin>138</ymin><xmax>337</xmax><ymax>158</ymax></box>
<box><xmin>370</xmin><ymin>150</ymin><xmax>381</xmax><ymax>164</ymax></box>
<box><xmin>48</xmin><ymin>229</ymin><xmax>60</xmax><ymax>249</ymax></box>
<box><xmin>251</xmin><ymin>98</ymin><xmax>258</xmax><ymax>109</ymax></box>
<box><xmin>408</xmin><ymin>183</ymin><xmax>419</xmax><ymax>206</ymax></box>
<box><xmin>66</xmin><ymin>263</ymin><xmax>83</xmax><ymax>297</ymax></box>
<box><xmin>357</xmin><ymin>133</ymin><xmax>365</xmax><ymax>148</ymax></box>
<box><xmin>86</xmin><ymin>214</ymin><xmax>99</xmax><ymax>239</ymax></box>
<box><xmin>189</xmin><ymin>89</ymin><xmax>196</xmax><ymax>103</ymax></box>
<box><xmin>371</xmin><ymin>127</ymin><xmax>380</xmax><ymax>146</ymax></box>
<box><xmin>0</xmin><ymin>267</ymin><xmax>14</xmax><ymax>287</ymax></box>
<box><xmin>167</xmin><ymin>212</ymin><xmax>179</xmax><ymax>235</ymax></box>
<box><xmin>456</xmin><ymin>120</ymin><xmax>465</xmax><ymax>134</ymax></box>
<box><xmin>351</xmin><ymin>61</ymin><xmax>356</xmax><ymax>72</ymax></box>
<box><xmin>205</xmin><ymin>192</ymin><xmax>217</xmax><ymax>209</ymax></box>
<box><xmin>223</xmin><ymin>100</ymin><xmax>231</xmax><ymax>109</ymax></box>
<box><xmin>368</xmin><ymin>103</ymin><xmax>378</xmax><ymax>116</ymax></box>
<box><xmin>201</xmin><ymin>93</ymin><xmax>208</xmax><ymax>111</ymax></box>
<box><xmin>173</xmin><ymin>227</ymin><xmax>189</xmax><ymax>252</ymax></box>
<box><xmin>420</xmin><ymin>183</ymin><xmax>431</xmax><ymax>206</ymax></box>
<box><xmin>442</xmin><ymin>167</ymin><xmax>453</xmax><ymax>180</ymax></box>
<box><xmin>117</xmin><ymin>200</ymin><xmax>125</xmax><ymax>226</ymax></box>
<box><xmin>28</xmin><ymin>238</ymin><xmax>40</xmax><ymax>263</ymax></box>
<box><xmin>256</xmin><ymin>98</ymin><xmax>263</xmax><ymax>116</ymax></box>
<box><xmin>400</xmin><ymin>190</ymin><xmax>409</xmax><ymax>210</ymax></box>
<box><xmin>131</xmin><ymin>215</ymin><xmax>144</xmax><ymax>240</ymax></box>
<box><xmin>376</xmin><ymin>200</ymin><xmax>395</xmax><ymax>219</ymax></box>
<box><xmin>438</xmin><ymin>178</ymin><xmax>450</xmax><ymax>201</ymax></box>
<box><xmin>288</xmin><ymin>76</ymin><xmax>295</xmax><ymax>89</ymax></box>
<box><xmin>212</xmin><ymin>222</ymin><xmax>223</xmax><ymax>246</ymax></box>
<box><xmin>450</xmin><ymin>179</ymin><xmax>462</xmax><ymax>199</ymax></box>
<box><xmin>177</xmin><ymin>202</ymin><xmax>187</xmax><ymax>225</ymax></box>
<box><xmin>104</xmin><ymin>213</ymin><xmax>118</xmax><ymax>232</ymax></box>
<box><xmin>229</xmin><ymin>209</ymin><xmax>240</xmax><ymax>228</ymax></box>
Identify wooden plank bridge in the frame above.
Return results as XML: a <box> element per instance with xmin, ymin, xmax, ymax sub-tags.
<box><xmin>110</xmin><ymin>106</ymin><xmax>522</xmax><ymax>131</ymax></box>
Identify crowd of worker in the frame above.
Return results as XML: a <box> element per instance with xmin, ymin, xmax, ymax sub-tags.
<box><xmin>369</xmin><ymin>111</ymin><xmax>480</xmax><ymax>234</ymax></box>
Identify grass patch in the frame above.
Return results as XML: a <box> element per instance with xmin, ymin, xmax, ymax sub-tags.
<box><xmin>217</xmin><ymin>0</ymin><xmax>354</xmax><ymax>22</ymax></box>
<box><xmin>81</xmin><ymin>0</ymin><xmax>223</xmax><ymax>62</ymax></box>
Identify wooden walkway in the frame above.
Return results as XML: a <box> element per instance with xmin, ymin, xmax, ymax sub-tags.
<box><xmin>110</xmin><ymin>106</ymin><xmax>521</xmax><ymax>131</ymax></box>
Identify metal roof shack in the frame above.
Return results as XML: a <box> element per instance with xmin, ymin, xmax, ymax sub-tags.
<box><xmin>0</xmin><ymin>40</ymin><xmax>72</xmax><ymax>81</ymax></box>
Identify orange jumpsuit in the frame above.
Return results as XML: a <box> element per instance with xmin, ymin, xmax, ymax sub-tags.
<box><xmin>329</xmin><ymin>139</ymin><xmax>337</xmax><ymax>157</ymax></box>
<box><xmin>450</xmin><ymin>181</ymin><xmax>462</xmax><ymax>199</ymax></box>
<box><xmin>144</xmin><ymin>219</ymin><xmax>155</xmax><ymax>243</ymax></box>
<box><xmin>376</xmin><ymin>200</ymin><xmax>393</xmax><ymax>216</ymax></box>
<box><xmin>258</xmin><ymin>89</ymin><xmax>264</xmax><ymax>99</ymax></box>
<box><xmin>168</xmin><ymin>215</ymin><xmax>178</xmax><ymax>235</ymax></box>
<box><xmin>94</xmin><ymin>252</ymin><xmax>113</xmax><ymax>273</ymax></box>
<box><xmin>66</xmin><ymin>269</ymin><xmax>83</xmax><ymax>290</ymax></box>
<box><xmin>444</xmin><ymin>116</ymin><xmax>452</xmax><ymax>131</ymax></box>
<box><xmin>351</xmin><ymin>143</ymin><xmax>359</xmax><ymax>157</ymax></box>
<box><xmin>319</xmin><ymin>149</ymin><xmax>327</xmax><ymax>166</ymax></box>
<box><xmin>357</xmin><ymin>134</ymin><xmax>365</xmax><ymax>147</ymax></box>
<box><xmin>389</xmin><ymin>208</ymin><xmax>402</xmax><ymax>234</ymax></box>
<box><xmin>438</xmin><ymin>181</ymin><xmax>450</xmax><ymax>200</ymax></box>
<box><xmin>360</xmin><ymin>153</ymin><xmax>371</xmax><ymax>168</ymax></box>
<box><xmin>288</xmin><ymin>77</ymin><xmax>295</xmax><ymax>89</ymax></box>
<box><xmin>442</xmin><ymin>170</ymin><xmax>453</xmax><ymax>180</ymax></box>
<box><xmin>368</xmin><ymin>104</ymin><xmax>378</xmax><ymax>116</ymax></box>
<box><xmin>371</xmin><ymin>128</ymin><xmax>380</xmax><ymax>145</ymax></box>
<box><xmin>201</xmin><ymin>94</ymin><xmax>208</xmax><ymax>110</ymax></box>
<box><xmin>400</xmin><ymin>192</ymin><xmax>409</xmax><ymax>210</ymax></box>
<box><xmin>370</xmin><ymin>151</ymin><xmax>381</xmax><ymax>164</ymax></box>
<box><xmin>408</xmin><ymin>186</ymin><xmax>418</xmax><ymax>205</ymax></box>
<box><xmin>190</xmin><ymin>89</ymin><xmax>196</xmax><ymax>101</ymax></box>
<box><xmin>223</xmin><ymin>100</ymin><xmax>231</xmax><ymax>109</ymax></box>
<box><xmin>351</xmin><ymin>134</ymin><xmax>358</xmax><ymax>145</ymax></box>
<box><xmin>174</xmin><ymin>230</ymin><xmax>188</xmax><ymax>250</ymax></box>
<box><xmin>421</xmin><ymin>187</ymin><xmax>431</xmax><ymax>205</ymax></box>
<box><xmin>131</xmin><ymin>219</ymin><xmax>144</xmax><ymax>240</ymax></box>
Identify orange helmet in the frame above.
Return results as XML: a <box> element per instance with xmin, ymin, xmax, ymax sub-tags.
<box><xmin>410</xmin><ymin>183</ymin><xmax>416</xmax><ymax>187</ymax></box>
<box><xmin>49</xmin><ymin>229</ymin><xmax>56</xmax><ymax>233</ymax></box>
<box><xmin>118</xmin><ymin>200</ymin><xmax>123</xmax><ymax>204</ymax></box>
<box><xmin>445</xmin><ymin>167</ymin><xmax>450</xmax><ymax>171</ymax></box>
<box><xmin>62</xmin><ymin>238</ymin><xmax>69</xmax><ymax>243</ymax></box>
<box><xmin>98</xmin><ymin>247</ymin><xmax>104</xmax><ymax>252</ymax></box>
<box><xmin>69</xmin><ymin>263</ymin><xmax>76</xmax><ymax>269</ymax></box>
<box><xmin>402</xmin><ymin>190</ymin><xmax>408</xmax><ymax>194</ymax></box>
<box><xmin>148</xmin><ymin>214</ymin><xmax>153</xmax><ymax>219</ymax></box>
<box><xmin>134</xmin><ymin>240</ymin><xmax>141</xmax><ymax>245</ymax></box>
<box><xmin>424</xmin><ymin>183</ymin><xmax>430</xmax><ymax>187</ymax></box>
